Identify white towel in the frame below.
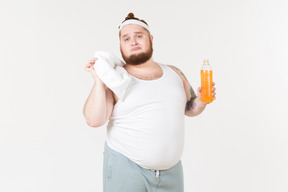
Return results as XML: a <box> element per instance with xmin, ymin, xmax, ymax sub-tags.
<box><xmin>93</xmin><ymin>51</ymin><xmax>132</xmax><ymax>100</ymax></box>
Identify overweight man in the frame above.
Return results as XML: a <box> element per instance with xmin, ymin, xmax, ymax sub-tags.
<box><xmin>83</xmin><ymin>12</ymin><xmax>216</xmax><ymax>192</ymax></box>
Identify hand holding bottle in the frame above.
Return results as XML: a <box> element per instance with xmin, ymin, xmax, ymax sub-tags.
<box><xmin>200</xmin><ymin>60</ymin><xmax>216</xmax><ymax>103</ymax></box>
<box><xmin>197</xmin><ymin>82</ymin><xmax>216</xmax><ymax>104</ymax></box>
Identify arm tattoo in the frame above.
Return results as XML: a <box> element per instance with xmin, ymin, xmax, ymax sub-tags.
<box><xmin>186</xmin><ymin>87</ymin><xmax>197</xmax><ymax>111</ymax></box>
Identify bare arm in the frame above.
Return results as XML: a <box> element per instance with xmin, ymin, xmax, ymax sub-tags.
<box><xmin>83</xmin><ymin>58</ymin><xmax>114</xmax><ymax>127</ymax></box>
<box><xmin>168</xmin><ymin>65</ymin><xmax>216</xmax><ymax>117</ymax></box>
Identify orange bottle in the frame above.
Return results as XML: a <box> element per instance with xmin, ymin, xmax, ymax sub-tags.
<box><xmin>201</xmin><ymin>60</ymin><xmax>213</xmax><ymax>103</ymax></box>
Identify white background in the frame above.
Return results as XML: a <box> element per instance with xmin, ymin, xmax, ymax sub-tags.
<box><xmin>1</xmin><ymin>0</ymin><xmax>287</xmax><ymax>191</ymax></box>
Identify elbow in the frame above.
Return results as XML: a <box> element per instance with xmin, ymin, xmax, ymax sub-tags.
<box><xmin>185</xmin><ymin>113</ymin><xmax>197</xmax><ymax>117</ymax></box>
<box><xmin>83</xmin><ymin>110</ymin><xmax>109</xmax><ymax>128</ymax></box>
<box><xmin>84</xmin><ymin>114</ymin><xmax>107</xmax><ymax>128</ymax></box>
<box><xmin>185</xmin><ymin>110</ymin><xmax>202</xmax><ymax>117</ymax></box>
<box><xmin>86</xmin><ymin>120</ymin><xmax>106</xmax><ymax>128</ymax></box>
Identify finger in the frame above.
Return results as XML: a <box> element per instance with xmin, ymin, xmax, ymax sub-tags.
<box><xmin>85</xmin><ymin>63</ymin><xmax>93</xmax><ymax>68</ymax></box>
<box><xmin>213</xmin><ymin>82</ymin><xmax>215</xmax><ymax>86</ymax></box>
<box><xmin>84</xmin><ymin>64</ymin><xmax>92</xmax><ymax>70</ymax></box>
<box><xmin>84</xmin><ymin>64</ymin><xmax>94</xmax><ymax>71</ymax></box>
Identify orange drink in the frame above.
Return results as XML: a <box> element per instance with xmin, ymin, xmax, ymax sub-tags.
<box><xmin>201</xmin><ymin>60</ymin><xmax>213</xmax><ymax>103</ymax></box>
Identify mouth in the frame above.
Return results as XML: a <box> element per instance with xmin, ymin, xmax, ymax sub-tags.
<box><xmin>131</xmin><ymin>47</ymin><xmax>141</xmax><ymax>52</ymax></box>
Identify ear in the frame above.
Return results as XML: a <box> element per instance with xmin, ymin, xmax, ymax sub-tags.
<box><xmin>150</xmin><ymin>35</ymin><xmax>154</xmax><ymax>41</ymax></box>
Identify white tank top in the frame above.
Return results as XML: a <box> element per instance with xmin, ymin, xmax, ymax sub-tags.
<box><xmin>106</xmin><ymin>63</ymin><xmax>186</xmax><ymax>170</ymax></box>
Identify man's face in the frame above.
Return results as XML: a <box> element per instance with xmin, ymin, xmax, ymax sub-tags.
<box><xmin>120</xmin><ymin>24</ymin><xmax>153</xmax><ymax>65</ymax></box>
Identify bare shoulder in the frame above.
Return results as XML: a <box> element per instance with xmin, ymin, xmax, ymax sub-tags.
<box><xmin>167</xmin><ymin>65</ymin><xmax>189</xmax><ymax>83</ymax></box>
<box><xmin>167</xmin><ymin>65</ymin><xmax>191</xmax><ymax>98</ymax></box>
<box><xmin>167</xmin><ymin>65</ymin><xmax>197</xmax><ymax>112</ymax></box>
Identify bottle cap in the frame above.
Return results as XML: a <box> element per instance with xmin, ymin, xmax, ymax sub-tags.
<box><xmin>203</xmin><ymin>59</ymin><xmax>209</xmax><ymax>64</ymax></box>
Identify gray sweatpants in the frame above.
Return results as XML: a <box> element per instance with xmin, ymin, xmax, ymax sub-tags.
<box><xmin>103</xmin><ymin>143</ymin><xmax>184</xmax><ymax>192</ymax></box>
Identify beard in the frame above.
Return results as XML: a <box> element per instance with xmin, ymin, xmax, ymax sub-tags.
<box><xmin>120</xmin><ymin>39</ymin><xmax>153</xmax><ymax>65</ymax></box>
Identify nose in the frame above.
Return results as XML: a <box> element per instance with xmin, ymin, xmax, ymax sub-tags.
<box><xmin>131</xmin><ymin>37</ymin><xmax>138</xmax><ymax>46</ymax></box>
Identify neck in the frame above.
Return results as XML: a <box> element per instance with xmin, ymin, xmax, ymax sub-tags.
<box><xmin>124</xmin><ymin>57</ymin><xmax>163</xmax><ymax>80</ymax></box>
<box><xmin>124</xmin><ymin>58</ymin><xmax>157</xmax><ymax>70</ymax></box>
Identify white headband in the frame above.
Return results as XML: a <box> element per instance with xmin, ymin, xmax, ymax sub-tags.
<box><xmin>119</xmin><ymin>19</ymin><xmax>150</xmax><ymax>32</ymax></box>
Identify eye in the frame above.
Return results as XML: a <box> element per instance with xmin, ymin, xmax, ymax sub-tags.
<box><xmin>124</xmin><ymin>38</ymin><xmax>129</xmax><ymax>42</ymax></box>
<box><xmin>137</xmin><ymin>35</ymin><xmax>142</xmax><ymax>38</ymax></box>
